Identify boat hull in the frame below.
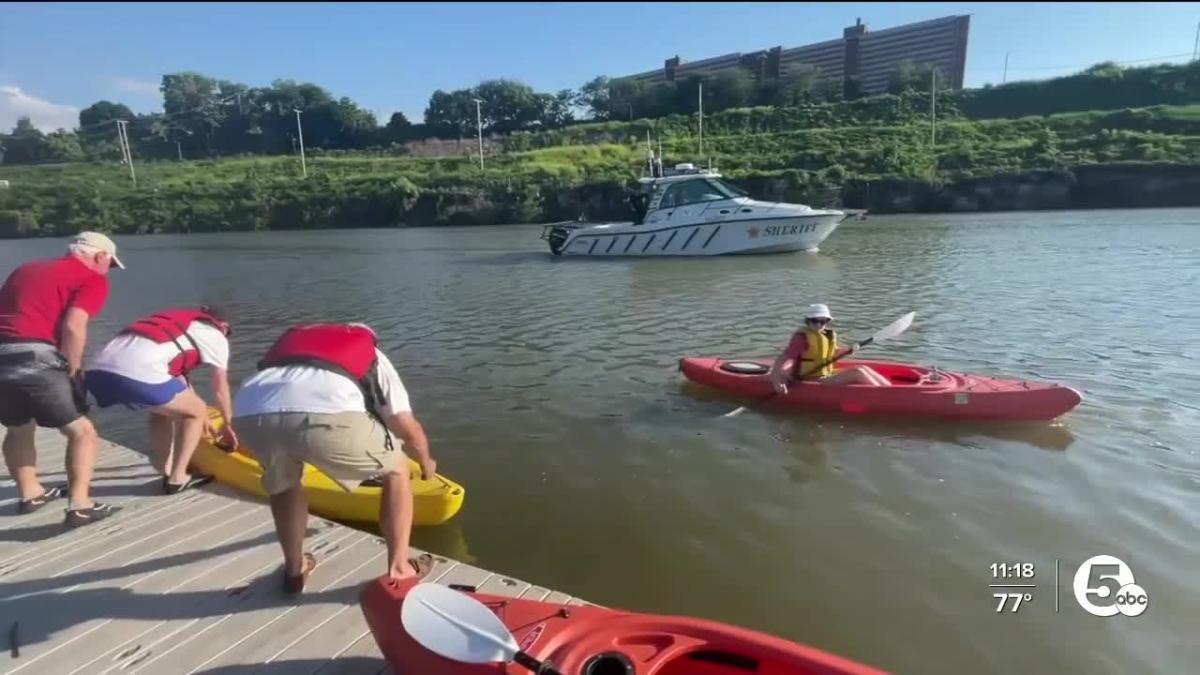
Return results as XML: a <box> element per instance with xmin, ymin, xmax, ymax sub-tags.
<box><xmin>194</xmin><ymin>408</ymin><xmax>465</xmax><ymax>526</ymax></box>
<box><xmin>679</xmin><ymin>358</ymin><xmax>1082</xmax><ymax>421</ymax></box>
<box><xmin>360</xmin><ymin>576</ymin><xmax>888</xmax><ymax>674</ymax></box>
<box><xmin>547</xmin><ymin>212</ymin><xmax>844</xmax><ymax>257</ymax></box>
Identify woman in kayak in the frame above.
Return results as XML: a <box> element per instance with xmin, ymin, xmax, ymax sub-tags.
<box><xmin>770</xmin><ymin>304</ymin><xmax>891</xmax><ymax>393</ymax></box>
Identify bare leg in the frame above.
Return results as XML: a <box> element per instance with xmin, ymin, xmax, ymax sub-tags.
<box><xmin>268</xmin><ymin>483</ymin><xmax>309</xmax><ymax>578</ymax></box>
<box><xmin>148</xmin><ymin>387</ymin><xmax>208</xmax><ymax>484</ymax></box>
<box><xmin>862</xmin><ymin>367</ymin><xmax>893</xmax><ymax>387</ymax></box>
<box><xmin>2</xmin><ymin>421</ymin><xmax>43</xmax><ymax>500</ymax></box>
<box><xmin>148</xmin><ymin>413</ymin><xmax>174</xmax><ymax>475</ymax></box>
<box><xmin>380</xmin><ymin>469</ymin><xmax>416</xmax><ymax>579</ymax></box>
<box><xmin>62</xmin><ymin>416</ymin><xmax>99</xmax><ymax>509</ymax></box>
<box><xmin>824</xmin><ymin>366</ymin><xmax>891</xmax><ymax>387</ymax></box>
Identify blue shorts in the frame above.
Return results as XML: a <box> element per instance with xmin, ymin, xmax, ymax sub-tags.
<box><xmin>85</xmin><ymin>370</ymin><xmax>187</xmax><ymax>410</ymax></box>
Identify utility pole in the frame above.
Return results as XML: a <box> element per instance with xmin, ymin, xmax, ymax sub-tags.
<box><xmin>1002</xmin><ymin>52</ymin><xmax>1009</xmax><ymax>84</ymax></box>
<box><xmin>293</xmin><ymin>109</ymin><xmax>307</xmax><ymax>178</ymax></box>
<box><xmin>930</xmin><ymin>69</ymin><xmax>937</xmax><ymax>148</ymax></box>
<box><xmin>176</xmin><ymin>140</ymin><xmax>183</xmax><ymax>162</ymax></box>
<box><xmin>1193</xmin><ymin>22</ymin><xmax>1199</xmax><ymax>61</ymax></box>
<box><xmin>473</xmin><ymin>98</ymin><xmax>484</xmax><ymax>170</ymax></box>
<box><xmin>116</xmin><ymin>120</ymin><xmax>136</xmax><ymax>185</ymax></box>
<box><xmin>628</xmin><ymin>102</ymin><xmax>633</xmax><ymax>122</ymax></box>
<box><xmin>698</xmin><ymin>80</ymin><xmax>704</xmax><ymax>158</ymax></box>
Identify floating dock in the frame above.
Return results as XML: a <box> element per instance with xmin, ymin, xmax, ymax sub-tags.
<box><xmin>0</xmin><ymin>428</ymin><xmax>588</xmax><ymax>674</ymax></box>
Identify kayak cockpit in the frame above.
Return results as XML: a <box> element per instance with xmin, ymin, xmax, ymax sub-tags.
<box><xmin>715</xmin><ymin>359</ymin><xmax>946</xmax><ymax>387</ymax></box>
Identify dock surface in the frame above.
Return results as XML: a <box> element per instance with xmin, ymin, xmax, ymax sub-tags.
<box><xmin>0</xmin><ymin>428</ymin><xmax>587</xmax><ymax>674</ymax></box>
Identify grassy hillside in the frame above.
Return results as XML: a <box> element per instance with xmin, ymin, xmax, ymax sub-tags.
<box><xmin>2</xmin><ymin>104</ymin><xmax>1199</xmax><ymax>234</ymax></box>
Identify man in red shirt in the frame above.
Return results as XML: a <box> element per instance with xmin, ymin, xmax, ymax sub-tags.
<box><xmin>0</xmin><ymin>232</ymin><xmax>125</xmax><ymax>528</ymax></box>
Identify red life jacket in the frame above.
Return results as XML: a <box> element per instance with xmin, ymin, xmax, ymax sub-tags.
<box><xmin>122</xmin><ymin>308</ymin><xmax>228</xmax><ymax>377</ymax></box>
<box><xmin>259</xmin><ymin>323</ymin><xmax>395</xmax><ymax>451</ymax></box>
<box><xmin>258</xmin><ymin>323</ymin><xmax>379</xmax><ymax>380</ymax></box>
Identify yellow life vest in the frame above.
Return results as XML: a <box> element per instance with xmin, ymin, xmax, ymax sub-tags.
<box><xmin>794</xmin><ymin>328</ymin><xmax>838</xmax><ymax>379</ymax></box>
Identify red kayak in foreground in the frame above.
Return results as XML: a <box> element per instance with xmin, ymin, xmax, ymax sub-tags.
<box><xmin>361</xmin><ymin>577</ymin><xmax>887</xmax><ymax>674</ymax></box>
<box><xmin>680</xmin><ymin>357</ymin><xmax>1082</xmax><ymax>421</ymax></box>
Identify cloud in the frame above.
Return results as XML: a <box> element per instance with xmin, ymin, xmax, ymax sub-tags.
<box><xmin>0</xmin><ymin>85</ymin><xmax>80</xmax><ymax>132</ymax></box>
<box><xmin>111</xmin><ymin>77</ymin><xmax>161</xmax><ymax>99</ymax></box>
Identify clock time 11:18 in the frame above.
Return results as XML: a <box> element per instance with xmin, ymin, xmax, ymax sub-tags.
<box><xmin>991</xmin><ymin>563</ymin><xmax>1034</xmax><ymax>579</ymax></box>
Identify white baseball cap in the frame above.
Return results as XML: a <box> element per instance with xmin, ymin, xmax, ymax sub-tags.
<box><xmin>804</xmin><ymin>303</ymin><xmax>833</xmax><ymax>320</ymax></box>
<box><xmin>70</xmin><ymin>231</ymin><xmax>125</xmax><ymax>269</ymax></box>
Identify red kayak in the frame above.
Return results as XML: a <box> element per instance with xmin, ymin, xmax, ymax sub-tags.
<box><xmin>361</xmin><ymin>576</ymin><xmax>887</xmax><ymax>674</ymax></box>
<box><xmin>680</xmin><ymin>357</ymin><xmax>1081</xmax><ymax>421</ymax></box>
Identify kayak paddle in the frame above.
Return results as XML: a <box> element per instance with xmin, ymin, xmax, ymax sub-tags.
<box><xmin>722</xmin><ymin>311</ymin><xmax>916</xmax><ymax>418</ymax></box>
<box><xmin>401</xmin><ymin>581</ymin><xmax>562</xmax><ymax>675</ymax></box>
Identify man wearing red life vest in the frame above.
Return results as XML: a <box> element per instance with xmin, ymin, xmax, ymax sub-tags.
<box><xmin>85</xmin><ymin>306</ymin><xmax>238</xmax><ymax>494</ymax></box>
<box><xmin>232</xmin><ymin>322</ymin><xmax>436</xmax><ymax>594</ymax></box>
<box><xmin>0</xmin><ymin>232</ymin><xmax>123</xmax><ymax>528</ymax></box>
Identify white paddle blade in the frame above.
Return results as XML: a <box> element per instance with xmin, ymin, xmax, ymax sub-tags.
<box><xmin>723</xmin><ymin>406</ymin><xmax>749</xmax><ymax>418</ymax></box>
<box><xmin>872</xmin><ymin>312</ymin><xmax>915</xmax><ymax>343</ymax></box>
<box><xmin>401</xmin><ymin>582</ymin><xmax>519</xmax><ymax>665</ymax></box>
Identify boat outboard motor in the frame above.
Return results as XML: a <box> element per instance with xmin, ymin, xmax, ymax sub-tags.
<box><xmin>547</xmin><ymin>226</ymin><xmax>571</xmax><ymax>255</ymax></box>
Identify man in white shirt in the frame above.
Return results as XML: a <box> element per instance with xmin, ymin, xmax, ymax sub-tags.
<box><xmin>85</xmin><ymin>306</ymin><xmax>237</xmax><ymax>494</ymax></box>
<box><xmin>232</xmin><ymin>322</ymin><xmax>436</xmax><ymax>595</ymax></box>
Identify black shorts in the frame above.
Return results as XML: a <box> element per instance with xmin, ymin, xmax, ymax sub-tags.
<box><xmin>0</xmin><ymin>348</ymin><xmax>87</xmax><ymax>429</ymax></box>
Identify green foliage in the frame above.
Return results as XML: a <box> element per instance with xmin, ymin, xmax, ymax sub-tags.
<box><xmin>958</xmin><ymin>60</ymin><xmax>1200</xmax><ymax>119</ymax></box>
<box><xmin>79</xmin><ymin>101</ymin><xmax>135</xmax><ymax>130</ymax></box>
<box><xmin>888</xmin><ymin>61</ymin><xmax>942</xmax><ymax>95</ymax></box>
<box><xmin>3</xmin><ymin>103</ymin><xmax>1197</xmax><ymax>232</ymax></box>
<box><xmin>0</xmin><ymin>209</ymin><xmax>39</xmax><ymax>237</ymax></box>
<box><xmin>424</xmin><ymin>79</ymin><xmax>576</xmax><ymax>137</ymax></box>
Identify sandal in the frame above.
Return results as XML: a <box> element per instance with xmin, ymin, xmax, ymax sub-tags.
<box><xmin>17</xmin><ymin>486</ymin><xmax>66</xmax><ymax>515</ymax></box>
<box><xmin>163</xmin><ymin>473</ymin><xmax>215</xmax><ymax>495</ymax></box>
<box><xmin>408</xmin><ymin>553</ymin><xmax>434</xmax><ymax>579</ymax></box>
<box><xmin>64</xmin><ymin>502</ymin><xmax>121</xmax><ymax>529</ymax></box>
<box><xmin>284</xmin><ymin>552</ymin><xmax>318</xmax><ymax>596</ymax></box>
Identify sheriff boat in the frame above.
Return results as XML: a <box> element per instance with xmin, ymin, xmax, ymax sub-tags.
<box><xmin>541</xmin><ymin>163</ymin><xmax>846</xmax><ymax>257</ymax></box>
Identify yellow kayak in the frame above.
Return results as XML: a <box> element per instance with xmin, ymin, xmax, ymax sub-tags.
<box><xmin>194</xmin><ymin>408</ymin><xmax>465</xmax><ymax>527</ymax></box>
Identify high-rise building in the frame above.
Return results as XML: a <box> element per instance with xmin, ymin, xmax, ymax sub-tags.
<box><xmin>613</xmin><ymin>15</ymin><xmax>970</xmax><ymax>94</ymax></box>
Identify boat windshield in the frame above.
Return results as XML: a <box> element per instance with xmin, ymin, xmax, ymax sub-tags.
<box><xmin>705</xmin><ymin>177</ymin><xmax>749</xmax><ymax>199</ymax></box>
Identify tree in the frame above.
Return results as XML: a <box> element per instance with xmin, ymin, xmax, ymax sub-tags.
<box><xmin>161</xmin><ymin>72</ymin><xmax>228</xmax><ymax>156</ymax></box>
<box><xmin>536</xmin><ymin>90</ymin><xmax>576</xmax><ymax>128</ymax></box>
<box><xmin>578</xmin><ymin>76</ymin><xmax>612</xmax><ymax>119</ymax></box>
<box><xmin>0</xmin><ymin>117</ymin><xmax>83</xmax><ymax>164</ymax></box>
<box><xmin>708</xmin><ymin>69</ymin><xmax>753</xmax><ymax>111</ymax></box>
<box><xmin>386</xmin><ymin>111</ymin><xmax>411</xmax><ymax>132</ymax></box>
<box><xmin>332</xmin><ymin>97</ymin><xmax>377</xmax><ymax>148</ymax></box>
<box><xmin>780</xmin><ymin>64</ymin><xmax>821</xmax><ymax>105</ymax></box>
<box><xmin>1</xmin><ymin>117</ymin><xmax>47</xmax><ymax>163</ymax></box>
<box><xmin>888</xmin><ymin>60</ymin><xmax>939</xmax><ymax>95</ymax></box>
<box><xmin>383</xmin><ymin>111</ymin><xmax>412</xmax><ymax>143</ymax></box>
<box><xmin>424</xmin><ymin>89</ymin><xmax>478</xmax><ymax>138</ymax></box>
<box><xmin>79</xmin><ymin>101</ymin><xmax>134</xmax><ymax>130</ymax></box>
<box><xmin>474</xmin><ymin>79</ymin><xmax>541</xmax><ymax>133</ymax></box>
<box><xmin>608</xmin><ymin>79</ymin><xmax>643</xmax><ymax>121</ymax></box>
<box><xmin>44</xmin><ymin>130</ymin><xmax>85</xmax><ymax>162</ymax></box>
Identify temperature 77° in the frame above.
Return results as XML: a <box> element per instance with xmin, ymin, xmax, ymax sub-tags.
<box><xmin>994</xmin><ymin>593</ymin><xmax>1032</xmax><ymax>612</ymax></box>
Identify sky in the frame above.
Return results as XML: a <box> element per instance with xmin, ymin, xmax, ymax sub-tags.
<box><xmin>2</xmin><ymin>2</ymin><xmax>1199</xmax><ymax>132</ymax></box>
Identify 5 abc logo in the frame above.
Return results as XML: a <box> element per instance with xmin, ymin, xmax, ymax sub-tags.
<box><xmin>1073</xmin><ymin>555</ymin><xmax>1148</xmax><ymax>617</ymax></box>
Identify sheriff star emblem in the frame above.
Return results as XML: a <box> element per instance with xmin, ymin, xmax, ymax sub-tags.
<box><xmin>748</xmin><ymin>226</ymin><xmax>761</xmax><ymax>239</ymax></box>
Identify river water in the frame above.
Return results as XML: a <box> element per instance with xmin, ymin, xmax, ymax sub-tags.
<box><xmin>3</xmin><ymin>208</ymin><xmax>1197</xmax><ymax>673</ymax></box>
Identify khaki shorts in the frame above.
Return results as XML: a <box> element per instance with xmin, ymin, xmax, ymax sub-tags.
<box><xmin>232</xmin><ymin>411</ymin><xmax>402</xmax><ymax>495</ymax></box>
